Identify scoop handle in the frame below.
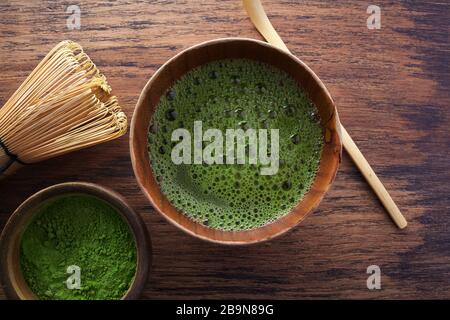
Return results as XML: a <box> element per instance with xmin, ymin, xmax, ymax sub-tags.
<box><xmin>341</xmin><ymin>127</ymin><xmax>407</xmax><ymax>228</ymax></box>
<box><xmin>243</xmin><ymin>0</ymin><xmax>407</xmax><ymax>229</ymax></box>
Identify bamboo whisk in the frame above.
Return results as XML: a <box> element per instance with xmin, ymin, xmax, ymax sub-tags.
<box><xmin>0</xmin><ymin>40</ymin><xmax>127</xmax><ymax>176</ymax></box>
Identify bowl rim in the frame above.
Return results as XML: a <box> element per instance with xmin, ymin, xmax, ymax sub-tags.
<box><xmin>0</xmin><ymin>181</ymin><xmax>151</xmax><ymax>300</ymax></box>
<box><xmin>130</xmin><ymin>37</ymin><xmax>342</xmax><ymax>245</ymax></box>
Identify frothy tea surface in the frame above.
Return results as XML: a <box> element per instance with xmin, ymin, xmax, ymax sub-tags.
<box><xmin>148</xmin><ymin>59</ymin><xmax>323</xmax><ymax>231</ymax></box>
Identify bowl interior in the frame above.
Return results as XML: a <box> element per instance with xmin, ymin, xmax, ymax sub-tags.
<box><xmin>0</xmin><ymin>182</ymin><xmax>150</xmax><ymax>300</ymax></box>
<box><xmin>131</xmin><ymin>38</ymin><xmax>341</xmax><ymax>244</ymax></box>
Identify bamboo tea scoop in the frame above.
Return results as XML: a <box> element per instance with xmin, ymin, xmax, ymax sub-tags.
<box><xmin>243</xmin><ymin>0</ymin><xmax>407</xmax><ymax>229</ymax></box>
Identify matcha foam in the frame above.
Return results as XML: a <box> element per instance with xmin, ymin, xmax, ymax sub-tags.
<box><xmin>148</xmin><ymin>59</ymin><xmax>323</xmax><ymax>231</ymax></box>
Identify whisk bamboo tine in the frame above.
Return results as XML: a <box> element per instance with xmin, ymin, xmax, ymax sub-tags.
<box><xmin>0</xmin><ymin>40</ymin><xmax>127</xmax><ymax>176</ymax></box>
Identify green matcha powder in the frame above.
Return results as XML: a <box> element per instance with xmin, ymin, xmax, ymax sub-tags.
<box><xmin>20</xmin><ymin>195</ymin><xmax>137</xmax><ymax>300</ymax></box>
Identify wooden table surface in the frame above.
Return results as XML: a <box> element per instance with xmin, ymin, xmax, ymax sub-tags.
<box><xmin>0</xmin><ymin>0</ymin><xmax>449</xmax><ymax>299</ymax></box>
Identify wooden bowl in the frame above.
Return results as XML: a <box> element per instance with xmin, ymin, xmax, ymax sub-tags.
<box><xmin>0</xmin><ymin>182</ymin><xmax>151</xmax><ymax>300</ymax></box>
<box><xmin>130</xmin><ymin>38</ymin><xmax>342</xmax><ymax>245</ymax></box>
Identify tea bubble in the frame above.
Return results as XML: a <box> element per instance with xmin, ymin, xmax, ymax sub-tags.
<box><xmin>209</xmin><ymin>70</ymin><xmax>219</xmax><ymax>79</ymax></box>
<box><xmin>290</xmin><ymin>133</ymin><xmax>300</xmax><ymax>145</ymax></box>
<box><xmin>260</xmin><ymin>119</ymin><xmax>269</xmax><ymax>129</ymax></box>
<box><xmin>257</xmin><ymin>82</ymin><xmax>267</xmax><ymax>93</ymax></box>
<box><xmin>166</xmin><ymin>89</ymin><xmax>176</xmax><ymax>101</ymax></box>
<box><xmin>165</xmin><ymin>109</ymin><xmax>177</xmax><ymax>121</ymax></box>
<box><xmin>235</xmin><ymin>108</ymin><xmax>245</xmax><ymax>119</ymax></box>
<box><xmin>238</xmin><ymin>121</ymin><xmax>248</xmax><ymax>130</ymax></box>
<box><xmin>149</xmin><ymin>123</ymin><xmax>158</xmax><ymax>134</ymax></box>
<box><xmin>281</xmin><ymin>181</ymin><xmax>292</xmax><ymax>191</ymax></box>
<box><xmin>283</xmin><ymin>104</ymin><xmax>295</xmax><ymax>116</ymax></box>
<box><xmin>309</xmin><ymin>110</ymin><xmax>319</xmax><ymax>122</ymax></box>
<box><xmin>231</xmin><ymin>75</ymin><xmax>240</xmax><ymax>84</ymax></box>
<box><xmin>268</xmin><ymin>109</ymin><xmax>277</xmax><ymax>118</ymax></box>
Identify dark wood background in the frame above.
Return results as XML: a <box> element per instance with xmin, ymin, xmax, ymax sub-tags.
<box><xmin>0</xmin><ymin>0</ymin><xmax>449</xmax><ymax>299</ymax></box>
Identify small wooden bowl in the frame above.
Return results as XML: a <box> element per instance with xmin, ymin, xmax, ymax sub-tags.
<box><xmin>0</xmin><ymin>182</ymin><xmax>151</xmax><ymax>300</ymax></box>
<box><xmin>130</xmin><ymin>38</ymin><xmax>342</xmax><ymax>245</ymax></box>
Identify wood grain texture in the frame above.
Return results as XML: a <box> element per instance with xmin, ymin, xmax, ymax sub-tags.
<box><xmin>0</xmin><ymin>0</ymin><xmax>449</xmax><ymax>299</ymax></box>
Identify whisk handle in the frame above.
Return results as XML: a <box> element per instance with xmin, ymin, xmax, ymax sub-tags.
<box><xmin>0</xmin><ymin>139</ymin><xmax>25</xmax><ymax>177</ymax></box>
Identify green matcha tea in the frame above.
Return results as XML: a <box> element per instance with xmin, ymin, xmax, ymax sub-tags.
<box><xmin>20</xmin><ymin>195</ymin><xmax>137</xmax><ymax>300</ymax></box>
<box><xmin>148</xmin><ymin>59</ymin><xmax>323</xmax><ymax>231</ymax></box>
